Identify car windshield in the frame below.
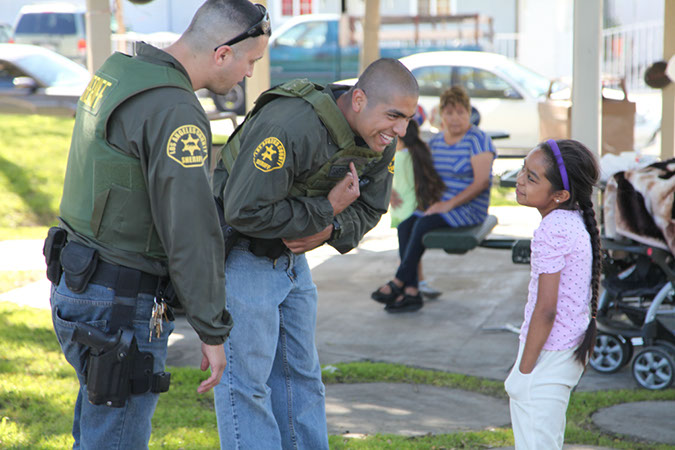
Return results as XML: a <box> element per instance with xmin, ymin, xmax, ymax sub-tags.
<box><xmin>15</xmin><ymin>13</ymin><xmax>78</xmax><ymax>35</ymax></box>
<box><xmin>15</xmin><ymin>51</ymin><xmax>89</xmax><ymax>87</ymax></box>
<box><xmin>497</xmin><ymin>60</ymin><xmax>563</xmax><ymax>98</ymax></box>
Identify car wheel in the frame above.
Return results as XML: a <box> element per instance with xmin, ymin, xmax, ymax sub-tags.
<box><xmin>589</xmin><ymin>333</ymin><xmax>633</xmax><ymax>373</ymax></box>
<box><xmin>210</xmin><ymin>81</ymin><xmax>246</xmax><ymax>115</ymax></box>
<box><xmin>632</xmin><ymin>346</ymin><xmax>675</xmax><ymax>390</ymax></box>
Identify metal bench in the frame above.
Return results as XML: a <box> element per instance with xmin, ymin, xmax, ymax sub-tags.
<box><xmin>422</xmin><ymin>214</ymin><xmax>499</xmax><ymax>254</ymax></box>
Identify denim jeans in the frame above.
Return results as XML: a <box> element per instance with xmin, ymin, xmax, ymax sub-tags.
<box><xmin>395</xmin><ymin>214</ymin><xmax>450</xmax><ymax>287</ymax></box>
<box><xmin>214</xmin><ymin>243</ymin><xmax>328</xmax><ymax>450</ymax></box>
<box><xmin>50</xmin><ymin>275</ymin><xmax>174</xmax><ymax>450</ymax></box>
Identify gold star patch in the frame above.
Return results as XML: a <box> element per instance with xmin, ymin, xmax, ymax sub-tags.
<box><xmin>166</xmin><ymin>125</ymin><xmax>208</xmax><ymax>168</ymax></box>
<box><xmin>387</xmin><ymin>155</ymin><xmax>395</xmax><ymax>174</ymax></box>
<box><xmin>253</xmin><ymin>137</ymin><xmax>286</xmax><ymax>172</ymax></box>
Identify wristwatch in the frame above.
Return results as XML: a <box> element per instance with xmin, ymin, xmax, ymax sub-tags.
<box><xmin>330</xmin><ymin>217</ymin><xmax>341</xmax><ymax>241</ymax></box>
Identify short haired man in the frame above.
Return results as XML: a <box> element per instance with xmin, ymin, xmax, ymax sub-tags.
<box><xmin>49</xmin><ymin>1</ymin><xmax>269</xmax><ymax>448</ymax></box>
<box><xmin>212</xmin><ymin>58</ymin><xmax>419</xmax><ymax>449</ymax></box>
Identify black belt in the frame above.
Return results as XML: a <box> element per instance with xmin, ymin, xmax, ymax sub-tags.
<box><xmin>241</xmin><ymin>235</ymin><xmax>287</xmax><ymax>260</ymax></box>
<box><xmin>90</xmin><ymin>259</ymin><xmax>164</xmax><ymax>298</ymax></box>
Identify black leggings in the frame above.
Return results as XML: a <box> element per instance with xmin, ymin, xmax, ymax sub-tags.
<box><xmin>394</xmin><ymin>214</ymin><xmax>450</xmax><ymax>288</ymax></box>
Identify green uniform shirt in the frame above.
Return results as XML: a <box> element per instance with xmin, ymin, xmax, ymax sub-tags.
<box><xmin>66</xmin><ymin>43</ymin><xmax>231</xmax><ymax>345</ymax></box>
<box><xmin>214</xmin><ymin>85</ymin><xmax>394</xmax><ymax>254</ymax></box>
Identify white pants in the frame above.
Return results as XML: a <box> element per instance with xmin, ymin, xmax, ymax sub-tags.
<box><xmin>504</xmin><ymin>341</ymin><xmax>585</xmax><ymax>450</ymax></box>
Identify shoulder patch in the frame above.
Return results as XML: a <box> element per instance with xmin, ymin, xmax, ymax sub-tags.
<box><xmin>387</xmin><ymin>155</ymin><xmax>395</xmax><ymax>174</ymax></box>
<box><xmin>167</xmin><ymin>125</ymin><xmax>208</xmax><ymax>168</ymax></box>
<box><xmin>253</xmin><ymin>137</ymin><xmax>286</xmax><ymax>172</ymax></box>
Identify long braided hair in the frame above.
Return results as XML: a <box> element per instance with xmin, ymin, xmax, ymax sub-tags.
<box><xmin>540</xmin><ymin>139</ymin><xmax>601</xmax><ymax>364</ymax></box>
<box><xmin>401</xmin><ymin>120</ymin><xmax>445</xmax><ymax>210</ymax></box>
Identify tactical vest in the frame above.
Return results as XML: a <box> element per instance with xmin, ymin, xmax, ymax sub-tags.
<box><xmin>60</xmin><ymin>52</ymin><xmax>195</xmax><ymax>258</ymax></box>
<box><xmin>220</xmin><ymin>79</ymin><xmax>393</xmax><ymax>197</ymax></box>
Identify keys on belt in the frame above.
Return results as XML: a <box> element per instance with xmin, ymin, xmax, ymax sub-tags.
<box><xmin>149</xmin><ymin>298</ymin><xmax>169</xmax><ymax>342</ymax></box>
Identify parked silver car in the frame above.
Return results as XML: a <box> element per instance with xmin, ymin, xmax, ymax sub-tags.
<box><xmin>0</xmin><ymin>43</ymin><xmax>90</xmax><ymax>116</ymax></box>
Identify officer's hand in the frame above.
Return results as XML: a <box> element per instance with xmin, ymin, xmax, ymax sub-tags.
<box><xmin>197</xmin><ymin>342</ymin><xmax>227</xmax><ymax>394</ymax></box>
<box><xmin>283</xmin><ymin>225</ymin><xmax>332</xmax><ymax>254</ymax></box>
<box><xmin>327</xmin><ymin>162</ymin><xmax>360</xmax><ymax>215</ymax></box>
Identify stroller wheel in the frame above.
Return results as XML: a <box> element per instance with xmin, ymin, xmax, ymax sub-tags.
<box><xmin>589</xmin><ymin>333</ymin><xmax>633</xmax><ymax>373</ymax></box>
<box><xmin>631</xmin><ymin>346</ymin><xmax>675</xmax><ymax>390</ymax></box>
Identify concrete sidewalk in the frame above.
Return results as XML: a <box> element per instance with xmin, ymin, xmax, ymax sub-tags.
<box><xmin>1</xmin><ymin>207</ymin><xmax>674</xmax><ymax>447</ymax></box>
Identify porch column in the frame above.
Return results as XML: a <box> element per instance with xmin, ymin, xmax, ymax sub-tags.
<box><xmin>360</xmin><ymin>0</ymin><xmax>380</xmax><ymax>73</ymax></box>
<box><xmin>661</xmin><ymin>0</ymin><xmax>675</xmax><ymax>159</ymax></box>
<box><xmin>571</xmin><ymin>0</ymin><xmax>602</xmax><ymax>156</ymax></box>
<box><xmin>85</xmin><ymin>0</ymin><xmax>112</xmax><ymax>74</ymax></box>
<box><xmin>245</xmin><ymin>0</ymin><xmax>270</xmax><ymax>113</ymax></box>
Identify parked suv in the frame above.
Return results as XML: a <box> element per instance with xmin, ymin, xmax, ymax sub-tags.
<box><xmin>12</xmin><ymin>3</ymin><xmax>87</xmax><ymax>64</ymax></box>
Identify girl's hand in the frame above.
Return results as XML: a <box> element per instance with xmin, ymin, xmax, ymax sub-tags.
<box><xmin>390</xmin><ymin>189</ymin><xmax>402</xmax><ymax>208</ymax></box>
<box><xmin>424</xmin><ymin>201</ymin><xmax>450</xmax><ymax>216</ymax></box>
<box><xmin>518</xmin><ymin>361</ymin><xmax>534</xmax><ymax>374</ymax></box>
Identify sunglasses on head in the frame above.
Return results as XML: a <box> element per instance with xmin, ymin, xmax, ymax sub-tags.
<box><xmin>213</xmin><ymin>4</ymin><xmax>271</xmax><ymax>51</ymax></box>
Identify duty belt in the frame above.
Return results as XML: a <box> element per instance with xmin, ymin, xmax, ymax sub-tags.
<box><xmin>89</xmin><ymin>259</ymin><xmax>165</xmax><ymax>298</ymax></box>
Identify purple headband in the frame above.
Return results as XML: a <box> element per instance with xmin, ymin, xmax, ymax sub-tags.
<box><xmin>547</xmin><ymin>139</ymin><xmax>570</xmax><ymax>191</ymax></box>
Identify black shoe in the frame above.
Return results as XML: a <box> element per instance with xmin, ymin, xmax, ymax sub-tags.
<box><xmin>385</xmin><ymin>293</ymin><xmax>423</xmax><ymax>313</ymax></box>
<box><xmin>371</xmin><ymin>281</ymin><xmax>403</xmax><ymax>305</ymax></box>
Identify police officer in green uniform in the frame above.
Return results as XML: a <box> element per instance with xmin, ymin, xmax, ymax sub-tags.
<box><xmin>46</xmin><ymin>1</ymin><xmax>270</xmax><ymax>448</ymax></box>
<box><xmin>212</xmin><ymin>58</ymin><xmax>419</xmax><ymax>449</ymax></box>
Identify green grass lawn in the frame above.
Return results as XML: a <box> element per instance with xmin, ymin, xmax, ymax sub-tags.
<box><xmin>0</xmin><ymin>115</ymin><xmax>73</xmax><ymax>240</ymax></box>
<box><xmin>0</xmin><ymin>299</ymin><xmax>673</xmax><ymax>449</ymax></box>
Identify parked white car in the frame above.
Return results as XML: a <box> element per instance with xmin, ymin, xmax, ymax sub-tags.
<box><xmin>337</xmin><ymin>51</ymin><xmax>566</xmax><ymax>154</ymax></box>
<box><xmin>397</xmin><ymin>51</ymin><xmax>568</xmax><ymax>154</ymax></box>
<box><xmin>12</xmin><ymin>3</ymin><xmax>88</xmax><ymax>64</ymax></box>
<box><xmin>0</xmin><ymin>43</ymin><xmax>90</xmax><ymax>116</ymax></box>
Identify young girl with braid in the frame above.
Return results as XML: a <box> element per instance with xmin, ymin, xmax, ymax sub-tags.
<box><xmin>505</xmin><ymin>139</ymin><xmax>601</xmax><ymax>449</ymax></box>
<box><xmin>389</xmin><ymin>118</ymin><xmax>446</xmax><ymax>299</ymax></box>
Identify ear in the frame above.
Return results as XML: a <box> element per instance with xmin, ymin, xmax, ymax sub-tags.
<box><xmin>351</xmin><ymin>88</ymin><xmax>367</xmax><ymax>113</ymax></box>
<box><xmin>214</xmin><ymin>45</ymin><xmax>233</xmax><ymax>66</ymax></box>
<box><xmin>554</xmin><ymin>189</ymin><xmax>571</xmax><ymax>204</ymax></box>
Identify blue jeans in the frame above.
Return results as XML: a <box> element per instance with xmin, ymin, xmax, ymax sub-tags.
<box><xmin>214</xmin><ymin>243</ymin><xmax>328</xmax><ymax>450</ymax></box>
<box><xmin>395</xmin><ymin>214</ymin><xmax>450</xmax><ymax>287</ymax></box>
<box><xmin>50</xmin><ymin>276</ymin><xmax>174</xmax><ymax>450</ymax></box>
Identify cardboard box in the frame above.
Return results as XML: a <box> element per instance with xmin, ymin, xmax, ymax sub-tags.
<box><xmin>538</xmin><ymin>80</ymin><xmax>636</xmax><ymax>155</ymax></box>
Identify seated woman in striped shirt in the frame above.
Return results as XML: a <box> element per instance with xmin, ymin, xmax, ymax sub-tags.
<box><xmin>371</xmin><ymin>85</ymin><xmax>496</xmax><ymax>312</ymax></box>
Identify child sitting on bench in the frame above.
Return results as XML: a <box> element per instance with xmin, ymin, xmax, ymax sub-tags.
<box><xmin>371</xmin><ymin>86</ymin><xmax>496</xmax><ymax>313</ymax></box>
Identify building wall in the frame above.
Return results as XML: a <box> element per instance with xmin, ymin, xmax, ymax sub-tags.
<box><xmin>518</xmin><ymin>0</ymin><xmax>573</xmax><ymax>79</ymax></box>
<box><xmin>122</xmin><ymin>0</ymin><xmax>202</xmax><ymax>33</ymax></box>
<box><xmin>456</xmin><ymin>0</ymin><xmax>516</xmax><ymax>34</ymax></box>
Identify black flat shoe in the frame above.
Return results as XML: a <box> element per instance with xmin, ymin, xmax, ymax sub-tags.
<box><xmin>371</xmin><ymin>281</ymin><xmax>403</xmax><ymax>305</ymax></box>
<box><xmin>385</xmin><ymin>293</ymin><xmax>423</xmax><ymax>313</ymax></box>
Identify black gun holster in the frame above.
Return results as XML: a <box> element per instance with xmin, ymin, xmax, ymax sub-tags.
<box><xmin>215</xmin><ymin>196</ymin><xmax>241</xmax><ymax>262</ymax></box>
<box><xmin>72</xmin><ymin>322</ymin><xmax>170</xmax><ymax>408</ymax></box>
<box><xmin>50</xmin><ymin>238</ymin><xmax>172</xmax><ymax>407</ymax></box>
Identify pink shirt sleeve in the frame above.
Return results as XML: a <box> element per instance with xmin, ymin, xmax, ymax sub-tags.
<box><xmin>530</xmin><ymin>219</ymin><xmax>571</xmax><ymax>275</ymax></box>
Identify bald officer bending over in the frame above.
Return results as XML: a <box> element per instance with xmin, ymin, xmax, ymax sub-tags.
<box><xmin>212</xmin><ymin>58</ymin><xmax>419</xmax><ymax>449</ymax></box>
<box><xmin>49</xmin><ymin>1</ymin><xmax>269</xmax><ymax>448</ymax></box>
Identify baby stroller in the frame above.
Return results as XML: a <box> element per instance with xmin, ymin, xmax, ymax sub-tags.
<box><xmin>588</xmin><ymin>160</ymin><xmax>675</xmax><ymax>390</ymax></box>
